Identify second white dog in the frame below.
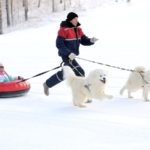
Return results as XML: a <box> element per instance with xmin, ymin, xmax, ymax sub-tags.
<box><xmin>63</xmin><ymin>66</ymin><xmax>112</xmax><ymax>107</ymax></box>
<box><xmin>120</xmin><ymin>66</ymin><xmax>150</xmax><ymax>101</ymax></box>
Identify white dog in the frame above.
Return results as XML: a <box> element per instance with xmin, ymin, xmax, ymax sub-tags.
<box><xmin>120</xmin><ymin>66</ymin><xmax>150</xmax><ymax>101</ymax></box>
<box><xmin>63</xmin><ymin>66</ymin><xmax>112</xmax><ymax>107</ymax></box>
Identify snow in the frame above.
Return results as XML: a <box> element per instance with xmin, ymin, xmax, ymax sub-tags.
<box><xmin>1</xmin><ymin>0</ymin><xmax>150</xmax><ymax>150</ymax></box>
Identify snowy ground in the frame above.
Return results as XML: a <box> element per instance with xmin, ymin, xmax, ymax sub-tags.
<box><xmin>0</xmin><ymin>0</ymin><xmax>150</xmax><ymax>150</ymax></box>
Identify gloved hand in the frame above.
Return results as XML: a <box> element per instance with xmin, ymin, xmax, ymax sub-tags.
<box><xmin>68</xmin><ymin>53</ymin><xmax>76</xmax><ymax>60</ymax></box>
<box><xmin>18</xmin><ymin>76</ymin><xmax>24</xmax><ymax>80</ymax></box>
<box><xmin>90</xmin><ymin>37</ymin><xmax>99</xmax><ymax>43</ymax></box>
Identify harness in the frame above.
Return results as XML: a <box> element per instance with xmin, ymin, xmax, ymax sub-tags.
<box><xmin>84</xmin><ymin>83</ymin><xmax>91</xmax><ymax>92</ymax></box>
<box><xmin>139</xmin><ymin>72</ymin><xmax>150</xmax><ymax>85</ymax></box>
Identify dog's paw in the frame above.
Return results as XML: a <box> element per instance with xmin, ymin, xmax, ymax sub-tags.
<box><xmin>73</xmin><ymin>102</ymin><xmax>87</xmax><ymax>108</ymax></box>
<box><xmin>128</xmin><ymin>96</ymin><xmax>133</xmax><ymax>99</ymax></box>
<box><xmin>78</xmin><ymin>103</ymin><xmax>87</xmax><ymax>108</ymax></box>
<box><xmin>85</xmin><ymin>99</ymin><xmax>92</xmax><ymax>103</ymax></box>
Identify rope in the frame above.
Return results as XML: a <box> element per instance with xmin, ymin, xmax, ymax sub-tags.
<box><xmin>76</xmin><ymin>57</ymin><xmax>150</xmax><ymax>85</ymax></box>
<box><xmin>17</xmin><ymin>62</ymin><xmax>63</xmax><ymax>83</ymax></box>
<box><xmin>76</xmin><ymin>57</ymin><xmax>134</xmax><ymax>72</ymax></box>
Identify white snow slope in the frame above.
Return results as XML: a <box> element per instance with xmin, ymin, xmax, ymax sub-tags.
<box><xmin>0</xmin><ymin>0</ymin><xmax>150</xmax><ymax>150</ymax></box>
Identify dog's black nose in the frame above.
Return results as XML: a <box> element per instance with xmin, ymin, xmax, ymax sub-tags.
<box><xmin>103</xmin><ymin>77</ymin><xmax>106</xmax><ymax>83</ymax></box>
<box><xmin>100</xmin><ymin>77</ymin><xmax>106</xmax><ymax>84</ymax></box>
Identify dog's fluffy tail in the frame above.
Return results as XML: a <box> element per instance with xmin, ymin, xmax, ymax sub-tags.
<box><xmin>63</xmin><ymin>66</ymin><xmax>76</xmax><ymax>85</ymax></box>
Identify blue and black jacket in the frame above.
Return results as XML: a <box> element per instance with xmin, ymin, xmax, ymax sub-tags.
<box><xmin>56</xmin><ymin>20</ymin><xmax>93</xmax><ymax>62</ymax></box>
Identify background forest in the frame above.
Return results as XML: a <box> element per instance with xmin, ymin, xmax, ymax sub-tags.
<box><xmin>0</xmin><ymin>0</ymin><xmax>129</xmax><ymax>34</ymax></box>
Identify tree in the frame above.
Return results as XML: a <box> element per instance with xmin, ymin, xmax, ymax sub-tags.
<box><xmin>23</xmin><ymin>0</ymin><xmax>28</xmax><ymax>21</ymax></box>
<box><xmin>0</xmin><ymin>0</ymin><xmax>3</xmax><ymax>34</ymax></box>
<box><xmin>52</xmin><ymin>0</ymin><xmax>55</xmax><ymax>12</ymax></box>
<box><xmin>6</xmin><ymin>0</ymin><xmax>11</xmax><ymax>26</ymax></box>
<box><xmin>10</xmin><ymin>0</ymin><xmax>14</xmax><ymax>25</ymax></box>
<box><xmin>69</xmin><ymin>0</ymin><xmax>71</xmax><ymax>5</ymax></box>
<box><xmin>64</xmin><ymin>0</ymin><xmax>66</xmax><ymax>10</ymax></box>
<box><xmin>38</xmin><ymin>0</ymin><xmax>41</xmax><ymax>8</ymax></box>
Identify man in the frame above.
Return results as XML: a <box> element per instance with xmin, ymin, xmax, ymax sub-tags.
<box><xmin>43</xmin><ymin>12</ymin><xmax>98</xmax><ymax>96</ymax></box>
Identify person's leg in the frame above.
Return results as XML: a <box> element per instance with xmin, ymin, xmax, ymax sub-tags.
<box><xmin>43</xmin><ymin>70</ymin><xmax>63</xmax><ymax>96</ymax></box>
<box><xmin>68</xmin><ymin>60</ymin><xmax>85</xmax><ymax>77</ymax></box>
<box><xmin>46</xmin><ymin>70</ymin><xmax>63</xmax><ymax>88</ymax></box>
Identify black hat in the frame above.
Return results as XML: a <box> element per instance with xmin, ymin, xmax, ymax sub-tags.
<box><xmin>67</xmin><ymin>12</ymin><xmax>78</xmax><ymax>21</ymax></box>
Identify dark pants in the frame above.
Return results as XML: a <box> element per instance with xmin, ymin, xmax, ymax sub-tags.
<box><xmin>46</xmin><ymin>59</ymin><xmax>85</xmax><ymax>88</ymax></box>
